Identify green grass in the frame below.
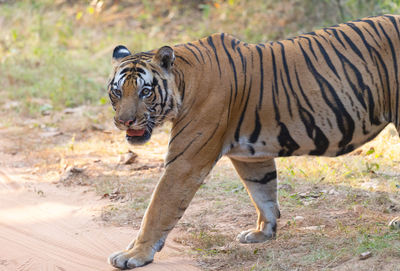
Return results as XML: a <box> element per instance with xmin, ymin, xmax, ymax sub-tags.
<box><xmin>2</xmin><ymin>0</ymin><xmax>400</xmax><ymax>115</ymax></box>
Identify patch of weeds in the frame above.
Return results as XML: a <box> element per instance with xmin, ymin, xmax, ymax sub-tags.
<box><xmin>303</xmin><ymin>247</ymin><xmax>332</xmax><ymax>264</ymax></box>
<box><xmin>175</xmin><ymin>228</ymin><xmax>266</xmax><ymax>271</ymax></box>
<box><xmin>355</xmin><ymin>231</ymin><xmax>400</xmax><ymax>255</ymax></box>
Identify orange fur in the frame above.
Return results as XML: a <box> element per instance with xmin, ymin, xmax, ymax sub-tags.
<box><xmin>108</xmin><ymin>15</ymin><xmax>400</xmax><ymax>269</ymax></box>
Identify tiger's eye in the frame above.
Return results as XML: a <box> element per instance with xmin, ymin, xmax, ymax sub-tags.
<box><xmin>141</xmin><ymin>88</ymin><xmax>151</xmax><ymax>97</ymax></box>
<box><xmin>114</xmin><ymin>89</ymin><xmax>122</xmax><ymax>98</ymax></box>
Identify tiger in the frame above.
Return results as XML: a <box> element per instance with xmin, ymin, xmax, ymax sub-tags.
<box><xmin>107</xmin><ymin>15</ymin><xmax>400</xmax><ymax>269</ymax></box>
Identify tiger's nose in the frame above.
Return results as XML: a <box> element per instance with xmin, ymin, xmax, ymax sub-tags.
<box><xmin>118</xmin><ymin>119</ymin><xmax>134</xmax><ymax>127</ymax></box>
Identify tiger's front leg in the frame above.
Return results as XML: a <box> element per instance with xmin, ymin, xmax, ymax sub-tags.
<box><xmin>230</xmin><ymin>157</ymin><xmax>280</xmax><ymax>243</ymax></box>
<box><xmin>108</xmin><ymin>160</ymin><xmax>214</xmax><ymax>269</ymax></box>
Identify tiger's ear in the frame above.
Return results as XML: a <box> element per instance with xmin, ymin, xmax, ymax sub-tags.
<box><xmin>153</xmin><ymin>46</ymin><xmax>175</xmax><ymax>71</ymax></box>
<box><xmin>112</xmin><ymin>45</ymin><xmax>131</xmax><ymax>65</ymax></box>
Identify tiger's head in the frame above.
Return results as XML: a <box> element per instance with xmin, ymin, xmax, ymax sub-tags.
<box><xmin>108</xmin><ymin>45</ymin><xmax>180</xmax><ymax>144</ymax></box>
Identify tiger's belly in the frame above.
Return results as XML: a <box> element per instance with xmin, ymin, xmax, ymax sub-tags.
<box><xmin>225</xmin><ymin>122</ymin><xmax>389</xmax><ymax>160</ymax></box>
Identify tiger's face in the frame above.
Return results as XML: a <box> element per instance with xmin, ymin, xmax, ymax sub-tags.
<box><xmin>108</xmin><ymin>45</ymin><xmax>180</xmax><ymax>144</ymax></box>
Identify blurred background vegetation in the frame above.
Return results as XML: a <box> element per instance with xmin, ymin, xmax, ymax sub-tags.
<box><xmin>1</xmin><ymin>0</ymin><xmax>400</xmax><ymax>115</ymax></box>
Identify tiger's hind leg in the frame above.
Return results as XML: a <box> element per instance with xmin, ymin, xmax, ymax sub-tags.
<box><xmin>230</xmin><ymin>157</ymin><xmax>280</xmax><ymax>243</ymax></box>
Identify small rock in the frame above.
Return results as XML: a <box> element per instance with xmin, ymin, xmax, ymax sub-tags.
<box><xmin>40</xmin><ymin>131</ymin><xmax>63</xmax><ymax>138</ymax></box>
<box><xmin>63</xmin><ymin>107</ymin><xmax>84</xmax><ymax>115</ymax></box>
<box><xmin>63</xmin><ymin>108</ymin><xmax>76</xmax><ymax>114</ymax></box>
<box><xmin>41</xmin><ymin>110</ymin><xmax>51</xmax><ymax>116</ymax></box>
<box><xmin>298</xmin><ymin>191</ymin><xmax>322</xmax><ymax>199</ymax></box>
<box><xmin>328</xmin><ymin>189</ymin><xmax>339</xmax><ymax>195</ymax></box>
<box><xmin>59</xmin><ymin>166</ymin><xmax>86</xmax><ymax>185</ymax></box>
<box><xmin>298</xmin><ymin>192</ymin><xmax>308</xmax><ymax>198</ymax></box>
<box><xmin>119</xmin><ymin>150</ymin><xmax>138</xmax><ymax>165</ymax></box>
<box><xmin>68</xmin><ymin>167</ymin><xmax>85</xmax><ymax>174</ymax></box>
<box><xmin>231</xmin><ymin>187</ymin><xmax>244</xmax><ymax>193</ymax></box>
<box><xmin>359</xmin><ymin>251</ymin><xmax>372</xmax><ymax>260</ymax></box>
<box><xmin>294</xmin><ymin>216</ymin><xmax>304</xmax><ymax>221</ymax></box>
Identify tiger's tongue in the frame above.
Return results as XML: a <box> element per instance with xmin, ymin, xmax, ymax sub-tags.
<box><xmin>126</xmin><ymin>129</ymin><xmax>145</xmax><ymax>137</ymax></box>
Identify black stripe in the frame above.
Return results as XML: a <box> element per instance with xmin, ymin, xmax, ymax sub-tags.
<box><xmin>313</xmin><ymin>38</ymin><xmax>340</xmax><ymax>78</ymax></box>
<box><xmin>277</xmin><ymin>123</ymin><xmax>300</xmax><ymax>156</ymax></box>
<box><xmin>169</xmin><ymin>120</ymin><xmax>192</xmax><ymax>145</ymax></box>
<box><xmin>328</xmin><ymin>28</ymin><xmax>346</xmax><ymax>48</ymax></box>
<box><xmin>194</xmin><ymin>122</ymin><xmax>220</xmax><ymax>156</ymax></box>
<box><xmin>255</xmin><ymin>45</ymin><xmax>264</xmax><ymax>108</ymax></box>
<box><xmin>136</xmin><ymin>67</ymin><xmax>146</xmax><ymax>74</ymax></box>
<box><xmin>188</xmin><ymin>43</ymin><xmax>205</xmax><ymax>63</ymax></box>
<box><xmin>221</xmin><ymin>33</ymin><xmax>238</xmax><ymax>100</ymax></box>
<box><xmin>175</xmin><ymin>54</ymin><xmax>192</xmax><ymax>65</ymax></box>
<box><xmin>299</xmin><ymin>36</ymin><xmax>318</xmax><ymax>59</ymax></box>
<box><xmin>347</xmin><ymin>23</ymin><xmax>375</xmax><ymax>60</ymax></box>
<box><xmin>384</xmin><ymin>15</ymin><xmax>400</xmax><ymax>39</ymax></box>
<box><xmin>184</xmin><ymin>44</ymin><xmax>201</xmax><ymax>63</ymax></box>
<box><xmin>248</xmin><ymin>146</ymin><xmax>255</xmax><ymax>155</ymax></box>
<box><xmin>234</xmin><ymin>81</ymin><xmax>251</xmax><ymax>142</ymax></box>
<box><xmin>249</xmin><ymin>109</ymin><xmax>261</xmax><ymax>143</ymax></box>
<box><xmin>280</xmin><ymin>70</ymin><xmax>293</xmax><ymax>117</ymax></box>
<box><xmin>299</xmin><ymin>106</ymin><xmax>329</xmax><ymax>155</ymax></box>
<box><xmin>237</xmin><ymin>46</ymin><xmax>247</xmax><ymax>108</ymax></box>
<box><xmin>294</xmin><ymin>68</ymin><xmax>314</xmax><ymax>112</ymax></box>
<box><xmin>362</xmin><ymin>26</ymin><xmax>382</xmax><ymax>49</ymax></box>
<box><xmin>378</xmin><ymin>21</ymin><xmax>399</xmax><ymax>126</ymax></box>
<box><xmin>231</xmin><ymin>38</ymin><xmax>240</xmax><ymax>50</ymax></box>
<box><xmin>278</xmin><ymin>41</ymin><xmax>299</xmax><ymax>116</ymax></box>
<box><xmin>159</xmin><ymin>97</ymin><xmax>174</xmax><ymax>122</ymax></box>
<box><xmin>246</xmin><ymin>171</ymin><xmax>277</xmax><ymax>184</ymax></box>
<box><xmin>363</xmin><ymin>19</ymin><xmax>382</xmax><ymax>39</ymax></box>
<box><xmin>207</xmin><ymin>35</ymin><xmax>222</xmax><ymax>77</ymax></box>
<box><xmin>270</xmin><ymin>47</ymin><xmax>280</xmax><ymax>122</ymax></box>
<box><xmin>271</xmin><ymin>81</ymin><xmax>280</xmax><ymax>122</ymax></box>
<box><xmin>198</xmin><ymin>39</ymin><xmax>213</xmax><ymax>65</ymax></box>
<box><xmin>172</xmin><ymin>69</ymin><xmax>186</xmax><ymax>102</ymax></box>
<box><xmin>339</xmin><ymin>30</ymin><xmax>366</xmax><ymax>62</ymax></box>
<box><xmin>165</xmin><ymin>134</ymin><xmax>201</xmax><ymax>167</ymax></box>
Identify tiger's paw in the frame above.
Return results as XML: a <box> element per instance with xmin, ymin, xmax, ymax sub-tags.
<box><xmin>108</xmin><ymin>250</ymin><xmax>153</xmax><ymax>270</ymax></box>
<box><xmin>237</xmin><ymin>229</ymin><xmax>276</xmax><ymax>244</ymax></box>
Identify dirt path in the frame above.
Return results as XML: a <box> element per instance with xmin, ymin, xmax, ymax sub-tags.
<box><xmin>0</xmin><ymin>156</ymin><xmax>199</xmax><ymax>270</ymax></box>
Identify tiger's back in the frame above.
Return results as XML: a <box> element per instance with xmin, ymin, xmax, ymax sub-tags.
<box><xmin>170</xmin><ymin>15</ymin><xmax>400</xmax><ymax>163</ymax></box>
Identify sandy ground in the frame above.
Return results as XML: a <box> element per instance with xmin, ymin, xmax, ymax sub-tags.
<box><xmin>0</xmin><ymin>136</ymin><xmax>199</xmax><ymax>271</ymax></box>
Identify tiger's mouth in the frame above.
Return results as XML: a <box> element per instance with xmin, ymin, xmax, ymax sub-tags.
<box><xmin>126</xmin><ymin>129</ymin><xmax>145</xmax><ymax>137</ymax></box>
<box><xmin>125</xmin><ymin>127</ymin><xmax>152</xmax><ymax>145</ymax></box>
